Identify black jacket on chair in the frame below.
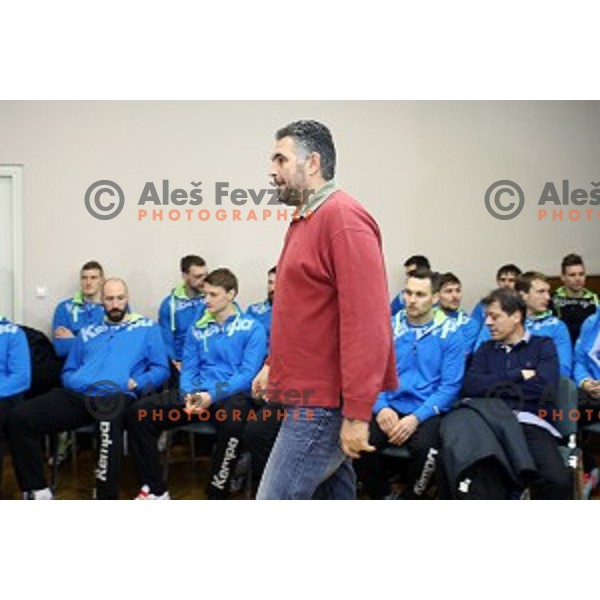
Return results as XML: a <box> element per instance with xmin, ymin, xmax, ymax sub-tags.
<box><xmin>440</xmin><ymin>397</ymin><xmax>537</xmax><ymax>496</ymax></box>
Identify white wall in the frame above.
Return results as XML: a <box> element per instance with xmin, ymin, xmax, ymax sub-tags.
<box><xmin>1</xmin><ymin>101</ymin><xmax>598</xmax><ymax>333</ymax></box>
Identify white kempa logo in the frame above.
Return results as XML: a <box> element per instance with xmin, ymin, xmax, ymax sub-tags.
<box><xmin>96</xmin><ymin>421</ymin><xmax>113</xmax><ymax>482</ymax></box>
<box><xmin>413</xmin><ymin>447</ymin><xmax>439</xmax><ymax>496</ymax></box>
<box><xmin>211</xmin><ymin>437</ymin><xmax>239</xmax><ymax>490</ymax></box>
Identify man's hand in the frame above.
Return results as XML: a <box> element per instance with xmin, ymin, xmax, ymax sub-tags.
<box><xmin>184</xmin><ymin>391</ymin><xmax>213</xmax><ymax>414</ymax></box>
<box><xmin>376</xmin><ymin>408</ymin><xmax>399</xmax><ymax>436</ymax></box>
<box><xmin>172</xmin><ymin>360</ymin><xmax>182</xmax><ymax>372</ymax></box>
<box><xmin>127</xmin><ymin>378</ymin><xmax>138</xmax><ymax>391</ymax></box>
<box><xmin>521</xmin><ymin>369</ymin><xmax>536</xmax><ymax>381</ymax></box>
<box><xmin>388</xmin><ymin>414</ymin><xmax>419</xmax><ymax>446</ymax></box>
<box><xmin>340</xmin><ymin>418</ymin><xmax>375</xmax><ymax>459</ymax></box>
<box><xmin>583</xmin><ymin>379</ymin><xmax>600</xmax><ymax>399</ymax></box>
<box><xmin>54</xmin><ymin>326</ymin><xmax>75</xmax><ymax>339</ymax></box>
<box><xmin>252</xmin><ymin>364</ymin><xmax>270</xmax><ymax>400</ymax></box>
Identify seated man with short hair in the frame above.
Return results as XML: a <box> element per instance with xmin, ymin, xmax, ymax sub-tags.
<box><xmin>0</xmin><ymin>316</ymin><xmax>31</xmax><ymax>439</ymax></box>
<box><xmin>358</xmin><ymin>269</ymin><xmax>465</xmax><ymax>499</ymax></box>
<box><xmin>158</xmin><ymin>254</ymin><xmax>208</xmax><ymax>373</ymax></box>
<box><xmin>470</xmin><ymin>263</ymin><xmax>522</xmax><ymax>330</ymax></box>
<box><xmin>457</xmin><ymin>289</ymin><xmax>571</xmax><ymax>499</ymax></box>
<box><xmin>52</xmin><ymin>260</ymin><xmax>105</xmax><ymax>359</ymax></box>
<box><xmin>390</xmin><ymin>254</ymin><xmax>431</xmax><ymax>315</ymax></box>
<box><xmin>434</xmin><ymin>272</ymin><xmax>480</xmax><ymax>354</ymax></box>
<box><xmin>128</xmin><ymin>268</ymin><xmax>267</xmax><ymax>500</ymax></box>
<box><xmin>573</xmin><ymin>309</ymin><xmax>600</xmax><ymax>479</ymax></box>
<box><xmin>553</xmin><ymin>253</ymin><xmax>598</xmax><ymax>347</ymax></box>
<box><xmin>474</xmin><ymin>272</ymin><xmax>573</xmax><ymax>377</ymax></box>
<box><xmin>246</xmin><ymin>265</ymin><xmax>276</xmax><ymax>347</ymax></box>
<box><xmin>9</xmin><ymin>278</ymin><xmax>169</xmax><ymax>499</ymax></box>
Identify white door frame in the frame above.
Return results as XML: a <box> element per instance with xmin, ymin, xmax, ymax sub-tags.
<box><xmin>0</xmin><ymin>165</ymin><xmax>24</xmax><ymax>322</ymax></box>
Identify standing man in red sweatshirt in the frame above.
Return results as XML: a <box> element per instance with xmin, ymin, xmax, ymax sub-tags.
<box><xmin>253</xmin><ymin>120</ymin><xmax>397</xmax><ymax>499</ymax></box>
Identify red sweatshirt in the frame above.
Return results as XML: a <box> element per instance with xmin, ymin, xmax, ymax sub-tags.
<box><xmin>266</xmin><ymin>189</ymin><xmax>398</xmax><ymax>421</ymax></box>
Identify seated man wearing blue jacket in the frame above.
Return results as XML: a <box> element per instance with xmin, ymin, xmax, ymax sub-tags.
<box><xmin>474</xmin><ymin>272</ymin><xmax>573</xmax><ymax>379</ymax></box>
<box><xmin>461</xmin><ymin>288</ymin><xmax>571</xmax><ymax>499</ymax></box>
<box><xmin>128</xmin><ymin>268</ymin><xmax>267</xmax><ymax>500</ymax></box>
<box><xmin>158</xmin><ymin>255</ymin><xmax>208</xmax><ymax>374</ymax></box>
<box><xmin>52</xmin><ymin>260</ymin><xmax>105</xmax><ymax>359</ymax></box>
<box><xmin>0</xmin><ymin>317</ymin><xmax>31</xmax><ymax>437</ymax></box>
<box><xmin>390</xmin><ymin>254</ymin><xmax>431</xmax><ymax>316</ymax></box>
<box><xmin>358</xmin><ymin>269</ymin><xmax>466</xmax><ymax>499</ymax></box>
<box><xmin>434</xmin><ymin>272</ymin><xmax>480</xmax><ymax>355</ymax></box>
<box><xmin>573</xmin><ymin>310</ymin><xmax>600</xmax><ymax>479</ymax></box>
<box><xmin>9</xmin><ymin>278</ymin><xmax>170</xmax><ymax>500</ymax></box>
<box><xmin>470</xmin><ymin>263</ymin><xmax>521</xmax><ymax>331</ymax></box>
<box><xmin>246</xmin><ymin>265</ymin><xmax>276</xmax><ymax>347</ymax></box>
<box><xmin>574</xmin><ymin>310</ymin><xmax>600</xmax><ymax>420</ymax></box>
<box><xmin>51</xmin><ymin>260</ymin><xmax>106</xmax><ymax>465</ymax></box>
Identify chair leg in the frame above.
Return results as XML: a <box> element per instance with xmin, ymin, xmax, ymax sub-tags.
<box><xmin>50</xmin><ymin>433</ymin><xmax>60</xmax><ymax>494</ymax></box>
<box><xmin>0</xmin><ymin>444</ymin><xmax>4</xmax><ymax>499</ymax></box>
<box><xmin>244</xmin><ymin>454</ymin><xmax>253</xmax><ymax>499</ymax></box>
<box><xmin>162</xmin><ymin>430</ymin><xmax>173</xmax><ymax>483</ymax></box>
<box><xmin>71</xmin><ymin>431</ymin><xmax>77</xmax><ymax>463</ymax></box>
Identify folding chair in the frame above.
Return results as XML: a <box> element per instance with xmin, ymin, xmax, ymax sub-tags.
<box><xmin>162</xmin><ymin>421</ymin><xmax>253</xmax><ymax>498</ymax></box>
<box><xmin>49</xmin><ymin>423</ymin><xmax>98</xmax><ymax>493</ymax></box>
<box><xmin>549</xmin><ymin>377</ymin><xmax>581</xmax><ymax>499</ymax></box>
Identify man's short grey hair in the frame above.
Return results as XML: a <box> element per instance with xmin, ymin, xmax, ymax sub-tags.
<box><xmin>276</xmin><ymin>120</ymin><xmax>336</xmax><ymax>181</ymax></box>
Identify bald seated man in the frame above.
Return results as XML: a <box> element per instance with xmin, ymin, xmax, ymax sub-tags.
<box><xmin>8</xmin><ymin>278</ymin><xmax>169</xmax><ymax>499</ymax></box>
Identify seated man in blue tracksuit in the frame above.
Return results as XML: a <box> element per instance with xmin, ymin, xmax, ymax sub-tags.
<box><xmin>573</xmin><ymin>310</ymin><xmax>600</xmax><ymax>479</ymax></box>
<box><xmin>0</xmin><ymin>317</ymin><xmax>31</xmax><ymax>438</ymax></box>
<box><xmin>434</xmin><ymin>272</ymin><xmax>480</xmax><ymax>355</ymax></box>
<box><xmin>8</xmin><ymin>278</ymin><xmax>169</xmax><ymax>499</ymax></box>
<box><xmin>158</xmin><ymin>254</ymin><xmax>208</xmax><ymax>376</ymax></box>
<box><xmin>128</xmin><ymin>268</ymin><xmax>267</xmax><ymax>499</ymax></box>
<box><xmin>473</xmin><ymin>272</ymin><xmax>573</xmax><ymax>378</ymax></box>
<box><xmin>574</xmin><ymin>310</ymin><xmax>600</xmax><ymax>422</ymax></box>
<box><xmin>390</xmin><ymin>254</ymin><xmax>431</xmax><ymax>316</ymax></box>
<box><xmin>243</xmin><ymin>265</ymin><xmax>281</xmax><ymax>484</ymax></box>
<box><xmin>470</xmin><ymin>263</ymin><xmax>522</xmax><ymax>331</ymax></box>
<box><xmin>52</xmin><ymin>260</ymin><xmax>105</xmax><ymax>359</ymax></box>
<box><xmin>461</xmin><ymin>288</ymin><xmax>571</xmax><ymax>499</ymax></box>
<box><xmin>246</xmin><ymin>265</ymin><xmax>276</xmax><ymax>347</ymax></box>
<box><xmin>358</xmin><ymin>269</ymin><xmax>466</xmax><ymax>499</ymax></box>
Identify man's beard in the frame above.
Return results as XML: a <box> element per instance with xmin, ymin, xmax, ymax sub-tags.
<box><xmin>268</xmin><ymin>291</ymin><xmax>274</xmax><ymax>304</ymax></box>
<box><xmin>106</xmin><ymin>308</ymin><xmax>127</xmax><ymax>323</ymax></box>
<box><xmin>276</xmin><ymin>186</ymin><xmax>302</xmax><ymax>206</ymax></box>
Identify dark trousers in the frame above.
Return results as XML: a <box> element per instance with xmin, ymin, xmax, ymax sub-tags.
<box><xmin>1</xmin><ymin>394</ymin><xmax>25</xmax><ymax>483</ymax></box>
<box><xmin>576</xmin><ymin>388</ymin><xmax>600</xmax><ymax>425</ymax></box>
<box><xmin>356</xmin><ymin>412</ymin><xmax>442</xmax><ymax>499</ymax></box>
<box><xmin>451</xmin><ymin>424</ymin><xmax>572</xmax><ymax>500</ymax></box>
<box><xmin>522</xmin><ymin>424</ymin><xmax>571</xmax><ymax>499</ymax></box>
<box><xmin>241</xmin><ymin>400</ymin><xmax>283</xmax><ymax>482</ymax></box>
<box><xmin>126</xmin><ymin>391</ymin><xmax>252</xmax><ymax>499</ymax></box>
<box><xmin>576</xmin><ymin>388</ymin><xmax>600</xmax><ymax>472</ymax></box>
<box><xmin>8</xmin><ymin>388</ymin><xmax>130</xmax><ymax>499</ymax></box>
<box><xmin>0</xmin><ymin>394</ymin><xmax>24</xmax><ymax>434</ymax></box>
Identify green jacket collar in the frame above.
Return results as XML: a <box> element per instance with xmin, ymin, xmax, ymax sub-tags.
<box><xmin>173</xmin><ymin>281</ymin><xmax>191</xmax><ymax>300</ymax></box>
<box><xmin>195</xmin><ymin>304</ymin><xmax>241</xmax><ymax>329</ymax></box>
<box><xmin>297</xmin><ymin>180</ymin><xmax>338</xmax><ymax>219</ymax></box>
<box><xmin>554</xmin><ymin>286</ymin><xmax>597</xmax><ymax>300</ymax></box>
<box><xmin>528</xmin><ymin>309</ymin><xmax>553</xmax><ymax>321</ymax></box>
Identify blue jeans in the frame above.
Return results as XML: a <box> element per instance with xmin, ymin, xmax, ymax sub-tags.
<box><xmin>256</xmin><ymin>406</ymin><xmax>356</xmax><ymax>499</ymax></box>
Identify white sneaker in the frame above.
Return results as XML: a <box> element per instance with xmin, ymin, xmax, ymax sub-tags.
<box><xmin>134</xmin><ymin>485</ymin><xmax>170</xmax><ymax>500</ymax></box>
<box><xmin>24</xmin><ymin>487</ymin><xmax>54</xmax><ymax>500</ymax></box>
